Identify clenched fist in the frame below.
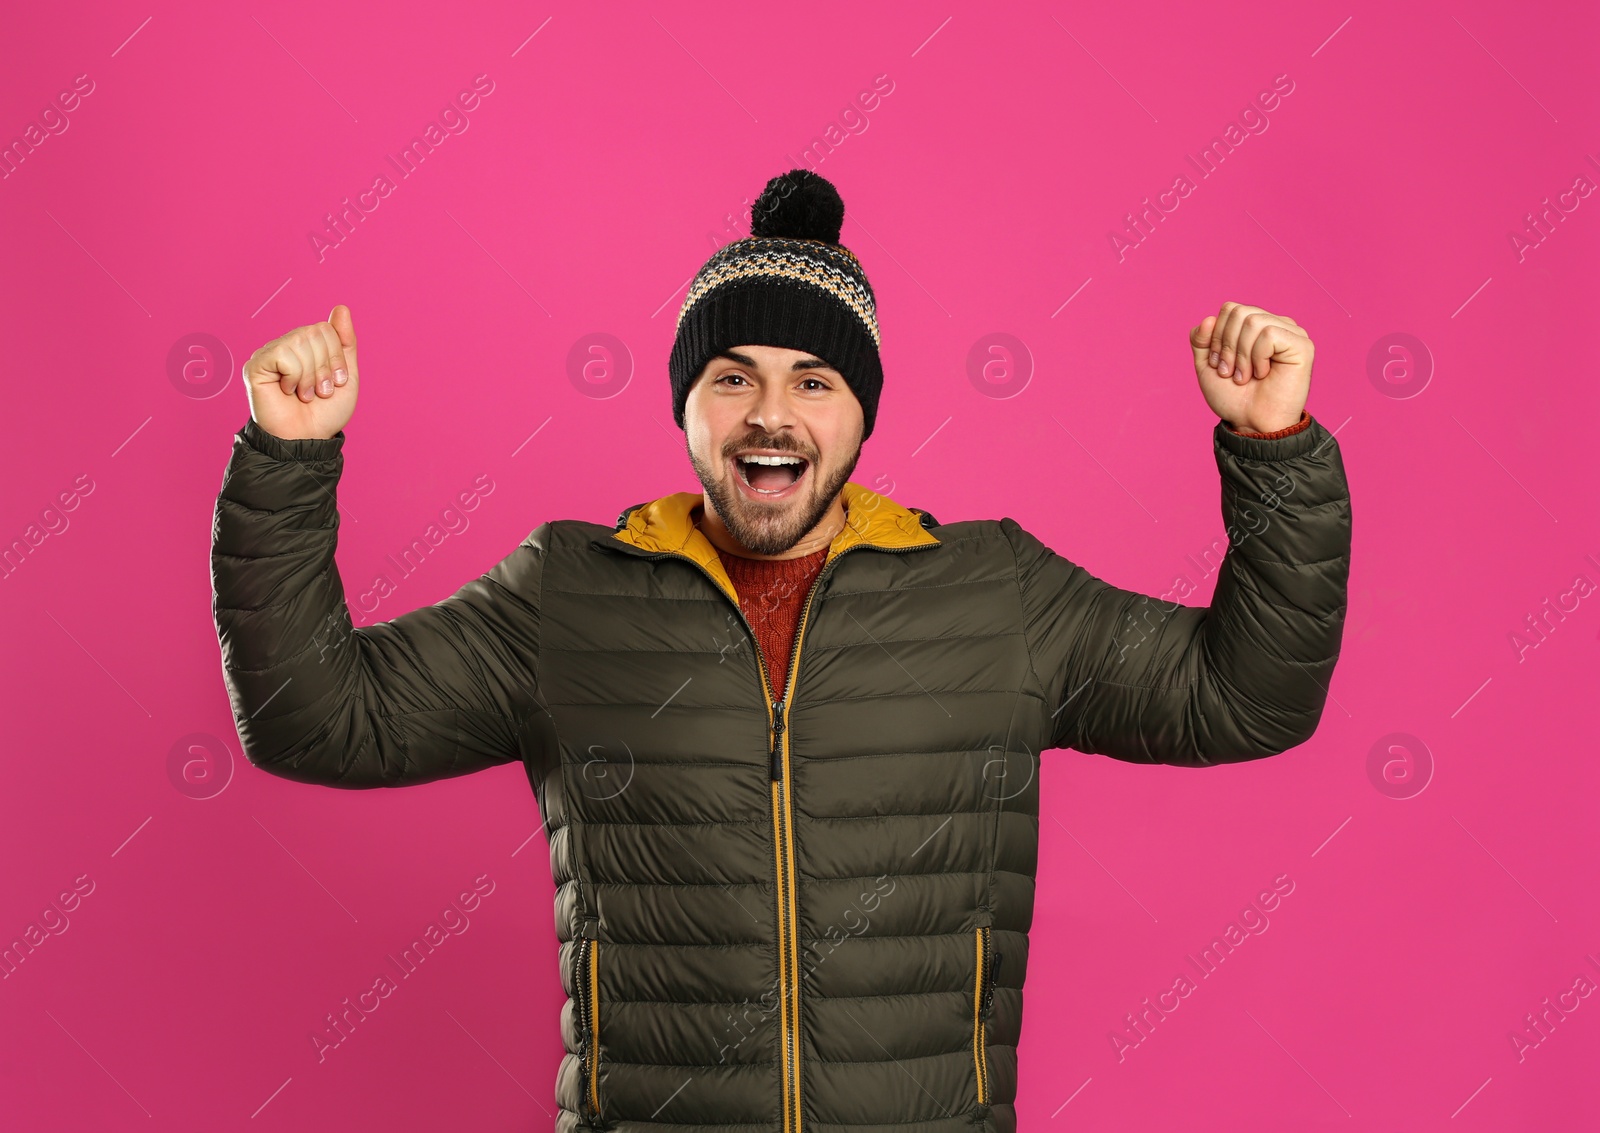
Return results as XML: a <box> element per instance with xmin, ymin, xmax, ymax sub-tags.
<box><xmin>244</xmin><ymin>304</ymin><xmax>359</xmax><ymax>441</ymax></box>
<box><xmin>1189</xmin><ymin>302</ymin><xmax>1311</xmax><ymax>434</ymax></box>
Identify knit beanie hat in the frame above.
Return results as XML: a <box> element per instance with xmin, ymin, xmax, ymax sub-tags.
<box><xmin>669</xmin><ymin>169</ymin><xmax>884</xmax><ymax>440</ymax></box>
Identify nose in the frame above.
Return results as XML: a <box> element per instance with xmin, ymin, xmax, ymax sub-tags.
<box><xmin>747</xmin><ymin>380</ymin><xmax>798</xmax><ymax>438</ymax></box>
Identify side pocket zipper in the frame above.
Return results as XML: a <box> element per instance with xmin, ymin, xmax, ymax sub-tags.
<box><xmin>574</xmin><ymin>936</ymin><xmax>603</xmax><ymax>1126</ymax></box>
<box><xmin>973</xmin><ymin>927</ymin><xmax>1003</xmax><ymax>1106</ymax></box>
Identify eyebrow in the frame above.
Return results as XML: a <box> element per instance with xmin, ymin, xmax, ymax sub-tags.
<box><xmin>715</xmin><ymin>349</ymin><xmax>834</xmax><ymax>373</ymax></box>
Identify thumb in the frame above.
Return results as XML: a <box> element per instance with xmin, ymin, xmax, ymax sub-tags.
<box><xmin>1188</xmin><ymin>316</ymin><xmax>1216</xmax><ymax>363</ymax></box>
<box><xmin>329</xmin><ymin>304</ymin><xmax>357</xmax><ymax>350</ymax></box>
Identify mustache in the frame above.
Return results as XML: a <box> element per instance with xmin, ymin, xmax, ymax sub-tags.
<box><xmin>723</xmin><ymin>435</ymin><xmax>814</xmax><ymax>459</ymax></box>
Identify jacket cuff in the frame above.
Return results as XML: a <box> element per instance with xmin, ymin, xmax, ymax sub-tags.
<box><xmin>1213</xmin><ymin>411</ymin><xmax>1325</xmax><ymax>462</ymax></box>
<box><xmin>239</xmin><ymin>417</ymin><xmax>345</xmax><ymax>463</ymax></box>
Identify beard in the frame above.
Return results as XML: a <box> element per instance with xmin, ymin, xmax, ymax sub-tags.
<box><xmin>688</xmin><ymin>431</ymin><xmax>861</xmax><ymax>557</ymax></box>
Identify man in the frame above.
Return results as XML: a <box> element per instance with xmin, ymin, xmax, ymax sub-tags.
<box><xmin>212</xmin><ymin>169</ymin><xmax>1351</xmax><ymax>1132</ymax></box>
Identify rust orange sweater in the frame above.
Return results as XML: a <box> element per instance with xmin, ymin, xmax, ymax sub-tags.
<box><xmin>1227</xmin><ymin>409</ymin><xmax>1312</xmax><ymax>439</ymax></box>
<box><xmin>714</xmin><ymin>544</ymin><xmax>830</xmax><ymax>699</ymax></box>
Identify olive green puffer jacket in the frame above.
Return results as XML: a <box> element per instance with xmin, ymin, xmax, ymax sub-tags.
<box><xmin>212</xmin><ymin>414</ymin><xmax>1351</xmax><ymax>1132</ymax></box>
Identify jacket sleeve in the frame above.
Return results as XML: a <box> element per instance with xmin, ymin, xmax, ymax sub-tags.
<box><xmin>211</xmin><ymin>418</ymin><xmax>544</xmax><ymax>788</ymax></box>
<box><xmin>1005</xmin><ymin>413</ymin><xmax>1352</xmax><ymax>765</ymax></box>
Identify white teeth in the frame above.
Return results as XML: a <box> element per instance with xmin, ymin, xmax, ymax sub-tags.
<box><xmin>734</xmin><ymin>452</ymin><xmax>807</xmax><ymax>494</ymax></box>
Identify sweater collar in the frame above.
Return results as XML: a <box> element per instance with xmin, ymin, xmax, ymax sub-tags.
<box><xmin>597</xmin><ymin>482</ymin><xmax>941</xmax><ymax>603</ymax></box>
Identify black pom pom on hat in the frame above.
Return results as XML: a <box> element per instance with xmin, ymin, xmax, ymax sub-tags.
<box><xmin>749</xmin><ymin>169</ymin><xmax>845</xmax><ymax>243</ymax></box>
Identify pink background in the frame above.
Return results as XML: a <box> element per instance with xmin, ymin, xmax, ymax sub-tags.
<box><xmin>2</xmin><ymin>1</ymin><xmax>1597</xmax><ymax>1129</ymax></box>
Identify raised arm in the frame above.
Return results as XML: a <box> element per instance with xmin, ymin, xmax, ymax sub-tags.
<box><xmin>1008</xmin><ymin>303</ymin><xmax>1351</xmax><ymax>765</ymax></box>
<box><xmin>210</xmin><ymin>306</ymin><xmax>544</xmax><ymax>787</ymax></box>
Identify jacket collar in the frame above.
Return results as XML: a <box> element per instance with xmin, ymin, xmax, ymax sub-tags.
<box><xmin>596</xmin><ymin>481</ymin><xmax>940</xmax><ymax>604</ymax></box>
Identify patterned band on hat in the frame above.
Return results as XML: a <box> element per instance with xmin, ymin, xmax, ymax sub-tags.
<box><xmin>675</xmin><ymin>237</ymin><xmax>881</xmax><ymax>348</ymax></box>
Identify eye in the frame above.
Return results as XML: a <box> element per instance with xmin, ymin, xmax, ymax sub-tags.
<box><xmin>716</xmin><ymin>372</ymin><xmax>750</xmax><ymax>387</ymax></box>
<box><xmin>799</xmin><ymin>377</ymin><xmax>828</xmax><ymax>390</ymax></box>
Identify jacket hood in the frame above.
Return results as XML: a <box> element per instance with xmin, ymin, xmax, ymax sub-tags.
<box><xmin>598</xmin><ymin>481</ymin><xmax>941</xmax><ymax>604</ymax></box>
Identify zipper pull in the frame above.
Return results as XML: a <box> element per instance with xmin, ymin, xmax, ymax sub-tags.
<box><xmin>980</xmin><ymin>950</ymin><xmax>1003</xmax><ymax>1020</ymax></box>
<box><xmin>769</xmin><ymin>699</ymin><xmax>786</xmax><ymax>780</ymax></box>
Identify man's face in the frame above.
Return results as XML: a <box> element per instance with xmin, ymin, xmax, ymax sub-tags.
<box><xmin>684</xmin><ymin>344</ymin><xmax>864</xmax><ymax>556</ymax></box>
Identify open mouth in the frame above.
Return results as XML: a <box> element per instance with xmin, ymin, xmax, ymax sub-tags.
<box><xmin>732</xmin><ymin>452</ymin><xmax>810</xmax><ymax>499</ymax></box>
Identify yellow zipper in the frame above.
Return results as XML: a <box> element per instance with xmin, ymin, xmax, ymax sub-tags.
<box><xmin>587</xmin><ymin>940</ymin><xmax>602</xmax><ymax>1115</ymax></box>
<box><xmin>973</xmin><ymin>927</ymin><xmax>991</xmax><ymax>1105</ymax></box>
<box><xmin>771</xmin><ymin>566</ymin><xmax>831</xmax><ymax>1133</ymax></box>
